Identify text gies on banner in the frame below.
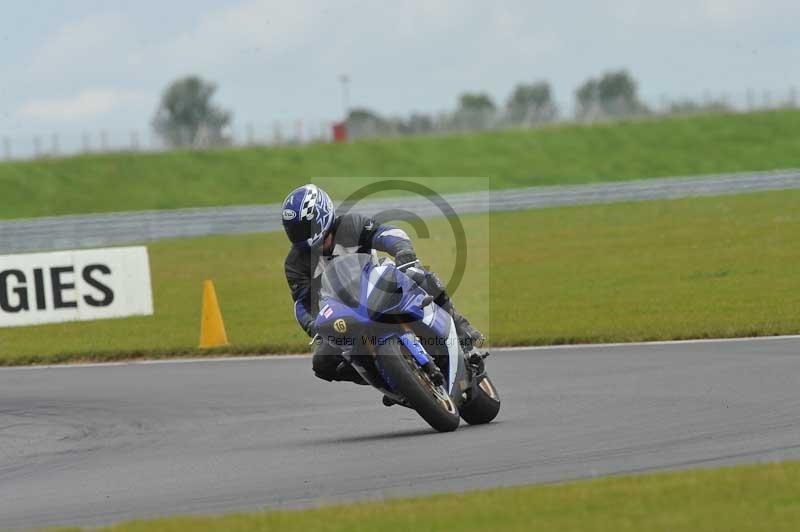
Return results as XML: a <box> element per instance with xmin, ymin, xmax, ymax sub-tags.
<box><xmin>0</xmin><ymin>246</ymin><xmax>153</xmax><ymax>328</ymax></box>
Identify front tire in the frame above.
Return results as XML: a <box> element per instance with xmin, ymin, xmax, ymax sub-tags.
<box><xmin>376</xmin><ymin>340</ymin><xmax>460</xmax><ymax>432</ymax></box>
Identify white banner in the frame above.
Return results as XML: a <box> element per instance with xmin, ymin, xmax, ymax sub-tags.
<box><xmin>0</xmin><ymin>246</ymin><xmax>153</xmax><ymax>328</ymax></box>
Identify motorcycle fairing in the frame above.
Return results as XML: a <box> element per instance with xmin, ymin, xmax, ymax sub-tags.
<box><xmin>314</xmin><ymin>253</ymin><xmax>467</xmax><ymax>398</ymax></box>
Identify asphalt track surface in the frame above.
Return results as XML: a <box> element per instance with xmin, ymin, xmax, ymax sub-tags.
<box><xmin>2</xmin><ymin>337</ymin><xmax>800</xmax><ymax>529</ymax></box>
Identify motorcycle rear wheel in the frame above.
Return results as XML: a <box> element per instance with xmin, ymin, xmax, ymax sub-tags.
<box><xmin>460</xmin><ymin>375</ymin><xmax>501</xmax><ymax>425</ymax></box>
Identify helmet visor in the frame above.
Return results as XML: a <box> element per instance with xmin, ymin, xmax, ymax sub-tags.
<box><xmin>284</xmin><ymin>217</ymin><xmax>314</xmax><ymax>245</ymax></box>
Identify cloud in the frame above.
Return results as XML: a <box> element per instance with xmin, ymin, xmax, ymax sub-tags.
<box><xmin>700</xmin><ymin>0</ymin><xmax>763</xmax><ymax>25</ymax></box>
<box><xmin>605</xmin><ymin>0</ymin><xmax>799</xmax><ymax>30</ymax></box>
<box><xmin>23</xmin><ymin>1</ymin><xmax>327</xmax><ymax>91</ymax></box>
<box><xmin>155</xmin><ymin>0</ymin><xmax>322</xmax><ymax>70</ymax></box>
<box><xmin>27</xmin><ymin>13</ymin><xmax>129</xmax><ymax>79</ymax></box>
<box><xmin>18</xmin><ymin>89</ymin><xmax>146</xmax><ymax>121</ymax></box>
<box><xmin>6</xmin><ymin>0</ymin><xmax>798</xmax><ymax>134</ymax></box>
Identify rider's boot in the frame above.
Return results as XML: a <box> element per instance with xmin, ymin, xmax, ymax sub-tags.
<box><xmin>448</xmin><ymin>304</ymin><xmax>485</xmax><ymax>352</ymax></box>
<box><xmin>435</xmin><ymin>294</ymin><xmax>484</xmax><ymax>351</ymax></box>
<box><xmin>334</xmin><ymin>361</ymin><xmax>369</xmax><ymax>385</ymax></box>
<box><xmin>419</xmin><ymin>271</ymin><xmax>485</xmax><ymax>351</ymax></box>
<box><xmin>382</xmin><ymin>395</ymin><xmax>397</xmax><ymax>407</ymax></box>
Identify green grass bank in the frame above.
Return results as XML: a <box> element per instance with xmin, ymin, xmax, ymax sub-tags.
<box><xmin>2</xmin><ymin>110</ymin><xmax>799</xmax><ymax>219</ymax></box>
<box><xmin>53</xmin><ymin>461</ymin><xmax>800</xmax><ymax>532</ymax></box>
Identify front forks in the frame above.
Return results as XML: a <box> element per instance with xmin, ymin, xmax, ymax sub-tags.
<box><xmin>397</xmin><ymin>331</ymin><xmax>446</xmax><ymax>387</ymax></box>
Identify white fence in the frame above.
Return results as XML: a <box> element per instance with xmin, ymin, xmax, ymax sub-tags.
<box><xmin>2</xmin><ymin>88</ymin><xmax>798</xmax><ymax>162</ymax></box>
<box><xmin>0</xmin><ymin>120</ymin><xmax>336</xmax><ymax>162</ymax></box>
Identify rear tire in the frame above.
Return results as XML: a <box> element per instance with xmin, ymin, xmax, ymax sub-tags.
<box><xmin>460</xmin><ymin>375</ymin><xmax>500</xmax><ymax>425</ymax></box>
<box><xmin>376</xmin><ymin>340</ymin><xmax>460</xmax><ymax>432</ymax></box>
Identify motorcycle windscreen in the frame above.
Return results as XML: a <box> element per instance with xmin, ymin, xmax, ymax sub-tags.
<box><xmin>320</xmin><ymin>253</ymin><xmax>374</xmax><ymax>309</ymax></box>
<box><xmin>365</xmin><ymin>265</ymin><xmax>404</xmax><ymax>321</ymax></box>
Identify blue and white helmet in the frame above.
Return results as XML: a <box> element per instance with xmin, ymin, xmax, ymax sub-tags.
<box><xmin>282</xmin><ymin>184</ymin><xmax>335</xmax><ymax>247</ymax></box>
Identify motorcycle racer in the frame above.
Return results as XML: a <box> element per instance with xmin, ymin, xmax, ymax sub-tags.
<box><xmin>282</xmin><ymin>184</ymin><xmax>483</xmax><ymax>383</ymax></box>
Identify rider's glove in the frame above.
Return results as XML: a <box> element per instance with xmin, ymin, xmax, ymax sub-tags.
<box><xmin>395</xmin><ymin>249</ymin><xmax>418</xmax><ymax>270</ymax></box>
<box><xmin>303</xmin><ymin>320</ymin><xmax>318</xmax><ymax>338</ymax></box>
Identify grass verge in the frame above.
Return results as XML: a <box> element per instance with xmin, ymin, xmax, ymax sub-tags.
<box><xmin>2</xmin><ymin>110</ymin><xmax>800</xmax><ymax>218</ymax></box>
<box><xmin>52</xmin><ymin>461</ymin><xmax>800</xmax><ymax>532</ymax></box>
<box><xmin>1</xmin><ymin>188</ymin><xmax>798</xmax><ymax>365</ymax></box>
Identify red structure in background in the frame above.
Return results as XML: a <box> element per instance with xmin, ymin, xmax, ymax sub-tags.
<box><xmin>332</xmin><ymin>122</ymin><xmax>348</xmax><ymax>142</ymax></box>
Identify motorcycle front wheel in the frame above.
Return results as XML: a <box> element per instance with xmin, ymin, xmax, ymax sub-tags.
<box><xmin>376</xmin><ymin>340</ymin><xmax>460</xmax><ymax>433</ymax></box>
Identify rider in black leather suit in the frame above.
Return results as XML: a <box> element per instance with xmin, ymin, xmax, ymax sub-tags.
<box><xmin>282</xmin><ymin>184</ymin><xmax>482</xmax><ymax>383</ymax></box>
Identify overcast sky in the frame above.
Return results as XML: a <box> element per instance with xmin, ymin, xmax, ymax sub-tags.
<box><xmin>1</xmin><ymin>0</ymin><xmax>798</xmax><ymax>145</ymax></box>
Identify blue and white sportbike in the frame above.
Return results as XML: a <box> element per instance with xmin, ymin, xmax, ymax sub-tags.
<box><xmin>314</xmin><ymin>253</ymin><xmax>500</xmax><ymax>432</ymax></box>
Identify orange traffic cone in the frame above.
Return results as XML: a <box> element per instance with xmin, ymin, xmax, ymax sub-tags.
<box><xmin>199</xmin><ymin>280</ymin><xmax>229</xmax><ymax>348</ymax></box>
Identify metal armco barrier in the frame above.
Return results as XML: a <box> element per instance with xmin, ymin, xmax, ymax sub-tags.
<box><xmin>2</xmin><ymin>169</ymin><xmax>799</xmax><ymax>254</ymax></box>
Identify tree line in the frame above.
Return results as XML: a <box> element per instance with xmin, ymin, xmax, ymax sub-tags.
<box><xmin>343</xmin><ymin>70</ymin><xmax>654</xmax><ymax>139</ymax></box>
<box><xmin>152</xmin><ymin>70</ymin><xmax>733</xmax><ymax>147</ymax></box>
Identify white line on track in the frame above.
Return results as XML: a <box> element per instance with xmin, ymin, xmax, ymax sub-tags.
<box><xmin>2</xmin><ymin>334</ymin><xmax>799</xmax><ymax>371</ymax></box>
<box><xmin>0</xmin><ymin>354</ymin><xmax>312</xmax><ymax>371</ymax></box>
<box><xmin>494</xmin><ymin>334</ymin><xmax>800</xmax><ymax>351</ymax></box>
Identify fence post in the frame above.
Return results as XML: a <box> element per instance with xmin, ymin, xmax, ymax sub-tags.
<box><xmin>130</xmin><ymin>131</ymin><xmax>140</xmax><ymax>151</ymax></box>
<box><xmin>82</xmin><ymin>132</ymin><xmax>91</xmax><ymax>153</ymax></box>
<box><xmin>746</xmin><ymin>89</ymin><xmax>755</xmax><ymax>111</ymax></box>
<box><xmin>227</xmin><ymin>125</ymin><xmax>237</xmax><ymax>148</ymax></box>
<box><xmin>246</xmin><ymin>123</ymin><xmax>254</xmax><ymax>146</ymax></box>
<box><xmin>273</xmin><ymin>122</ymin><xmax>282</xmax><ymax>145</ymax></box>
<box><xmin>2</xmin><ymin>137</ymin><xmax>10</xmax><ymax>161</ymax></box>
<box><xmin>763</xmin><ymin>90</ymin><xmax>772</xmax><ymax>110</ymax></box>
<box><xmin>51</xmin><ymin>133</ymin><xmax>59</xmax><ymax>157</ymax></box>
<box><xmin>100</xmin><ymin>130</ymin><xmax>108</xmax><ymax>151</ymax></box>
